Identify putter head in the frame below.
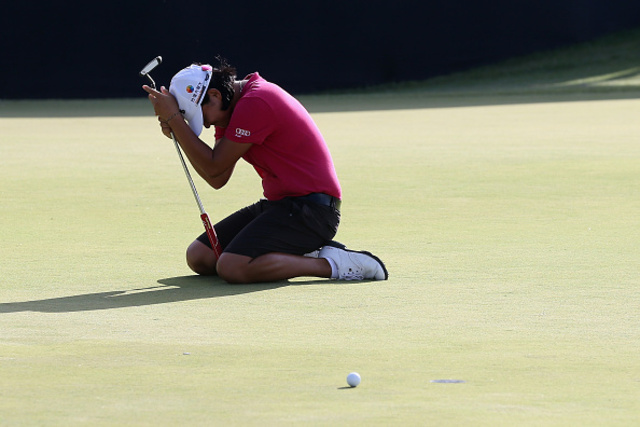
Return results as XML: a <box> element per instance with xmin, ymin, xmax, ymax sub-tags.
<box><xmin>139</xmin><ymin>56</ymin><xmax>162</xmax><ymax>89</ymax></box>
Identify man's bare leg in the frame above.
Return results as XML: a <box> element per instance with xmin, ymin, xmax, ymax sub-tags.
<box><xmin>186</xmin><ymin>240</ymin><xmax>218</xmax><ymax>275</ymax></box>
<box><xmin>186</xmin><ymin>239</ymin><xmax>387</xmax><ymax>283</ymax></box>
<box><xmin>216</xmin><ymin>252</ymin><xmax>332</xmax><ymax>284</ymax></box>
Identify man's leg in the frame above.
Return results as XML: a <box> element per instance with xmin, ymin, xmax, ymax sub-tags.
<box><xmin>186</xmin><ymin>239</ymin><xmax>218</xmax><ymax>275</ymax></box>
<box><xmin>185</xmin><ymin>201</ymin><xmax>264</xmax><ymax>276</ymax></box>
<box><xmin>216</xmin><ymin>252</ymin><xmax>332</xmax><ymax>284</ymax></box>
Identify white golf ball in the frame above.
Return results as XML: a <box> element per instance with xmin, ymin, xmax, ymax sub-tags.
<box><xmin>347</xmin><ymin>372</ymin><xmax>361</xmax><ymax>387</ymax></box>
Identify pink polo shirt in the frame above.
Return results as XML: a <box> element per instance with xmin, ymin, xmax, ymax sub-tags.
<box><xmin>215</xmin><ymin>73</ymin><xmax>341</xmax><ymax>201</ymax></box>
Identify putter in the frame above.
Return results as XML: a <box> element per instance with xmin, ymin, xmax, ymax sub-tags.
<box><xmin>139</xmin><ymin>56</ymin><xmax>223</xmax><ymax>259</ymax></box>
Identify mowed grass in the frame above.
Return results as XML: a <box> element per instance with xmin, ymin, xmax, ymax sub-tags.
<box><xmin>2</xmin><ymin>34</ymin><xmax>640</xmax><ymax>425</ymax></box>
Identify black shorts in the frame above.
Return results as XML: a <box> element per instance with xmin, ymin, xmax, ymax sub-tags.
<box><xmin>196</xmin><ymin>197</ymin><xmax>340</xmax><ymax>259</ymax></box>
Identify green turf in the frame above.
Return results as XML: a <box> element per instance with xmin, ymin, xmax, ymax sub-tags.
<box><xmin>2</xmin><ymin>30</ymin><xmax>640</xmax><ymax>425</ymax></box>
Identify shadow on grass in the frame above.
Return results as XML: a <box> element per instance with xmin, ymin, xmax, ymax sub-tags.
<box><xmin>0</xmin><ymin>276</ymin><xmax>289</xmax><ymax>313</ymax></box>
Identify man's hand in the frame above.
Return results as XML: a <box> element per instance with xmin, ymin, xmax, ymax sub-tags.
<box><xmin>142</xmin><ymin>85</ymin><xmax>181</xmax><ymax>139</ymax></box>
<box><xmin>157</xmin><ymin>117</ymin><xmax>173</xmax><ymax>139</ymax></box>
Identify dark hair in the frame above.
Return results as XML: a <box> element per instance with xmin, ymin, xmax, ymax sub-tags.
<box><xmin>202</xmin><ymin>56</ymin><xmax>237</xmax><ymax>110</ymax></box>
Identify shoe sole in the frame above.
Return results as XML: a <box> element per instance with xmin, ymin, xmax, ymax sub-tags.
<box><xmin>344</xmin><ymin>249</ymin><xmax>389</xmax><ymax>280</ymax></box>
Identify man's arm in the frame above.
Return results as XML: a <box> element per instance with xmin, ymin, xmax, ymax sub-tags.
<box><xmin>144</xmin><ymin>84</ymin><xmax>251</xmax><ymax>189</ymax></box>
<box><xmin>183</xmin><ymin>139</ymin><xmax>237</xmax><ymax>189</ymax></box>
<box><xmin>167</xmin><ymin>116</ymin><xmax>251</xmax><ymax>188</ymax></box>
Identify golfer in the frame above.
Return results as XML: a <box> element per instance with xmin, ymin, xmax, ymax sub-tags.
<box><xmin>142</xmin><ymin>58</ymin><xmax>387</xmax><ymax>284</ymax></box>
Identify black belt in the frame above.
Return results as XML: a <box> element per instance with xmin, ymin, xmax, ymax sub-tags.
<box><xmin>296</xmin><ymin>193</ymin><xmax>342</xmax><ymax>211</ymax></box>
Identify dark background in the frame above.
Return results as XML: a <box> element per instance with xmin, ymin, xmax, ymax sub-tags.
<box><xmin>2</xmin><ymin>0</ymin><xmax>640</xmax><ymax>99</ymax></box>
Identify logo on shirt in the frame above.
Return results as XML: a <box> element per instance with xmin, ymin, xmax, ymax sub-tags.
<box><xmin>235</xmin><ymin>128</ymin><xmax>251</xmax><ymax>138</ymax></box>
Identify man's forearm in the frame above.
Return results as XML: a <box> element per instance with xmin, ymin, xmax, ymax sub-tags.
<box><xmin>168</xmin><ymin>117</ymin><xmax>233</xmax><ymax>181</ymax></box>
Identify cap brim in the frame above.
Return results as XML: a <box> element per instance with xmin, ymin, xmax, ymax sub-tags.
<box><xmin>169</xmin><ymin>85</ymin><xmax>205</xmax><ymax>137</ymax></box>
<box><xmin>184</xmin><ymin>105</ymin><xmax>204</xmax><ymax>137</ymax></box>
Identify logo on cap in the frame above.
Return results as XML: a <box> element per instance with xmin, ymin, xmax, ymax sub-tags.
<box><xmin>186</xmin><ymin>85</ymin><xmax>195</xmax><ymax>93</ymax></box>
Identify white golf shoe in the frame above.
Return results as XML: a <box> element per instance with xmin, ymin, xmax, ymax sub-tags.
<box><xmin>303</xmin><ymin>250</ymin><xmax>321</xmax><ymax>258</ymax></box>
<box><xmin>319</xmin><ymin>246</ymin><xmax>388</xmax><ymax>281</ymax></box>
<box><xmin>303</xmin><ymin>240</ymin><xmax>346</xmax><ymax>258</ymax></box>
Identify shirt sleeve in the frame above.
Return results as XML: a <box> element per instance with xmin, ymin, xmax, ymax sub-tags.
<box><xmin>225</xmin><ymin>97</ymin><xmax>275</xmax><ymax>145</ymax></box>
<box><xmin>214</xmin><ymin>126</ymin><xmax>226</xmax><ymax>140</ymax></box>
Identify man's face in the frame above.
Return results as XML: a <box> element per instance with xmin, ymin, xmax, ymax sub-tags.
<box><xmin>202</xmin><ymin>89</ymin><xmax>231</xmax><ymax>129</ymax></box>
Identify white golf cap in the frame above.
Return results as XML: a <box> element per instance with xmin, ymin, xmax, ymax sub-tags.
<box><xmin>169</xmin><ymin>64</ymin><xmax>213</xmax><ymax>136</ymax></box>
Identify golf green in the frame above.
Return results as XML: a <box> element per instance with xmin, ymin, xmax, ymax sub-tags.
<box><xmin>1</xmin><ymin>91</ymin><xmax>639</xmax><ymax>425</ymax></box>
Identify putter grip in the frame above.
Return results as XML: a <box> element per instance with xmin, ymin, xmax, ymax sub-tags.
<box><xmin>201</xmin><ymin>213</ymin><xmax>222</xmax><ymax>259</ymax></box>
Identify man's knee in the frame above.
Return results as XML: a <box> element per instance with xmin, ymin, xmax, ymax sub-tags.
<box><xmin>216</xmin><ymin>253</ymin><xmax>252</xmax><ymax>284</ymax></box>
<box><xmin>186</xmin><ymin>240</ymin><xmax>218</xmax><ymax>275</ymax></box>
